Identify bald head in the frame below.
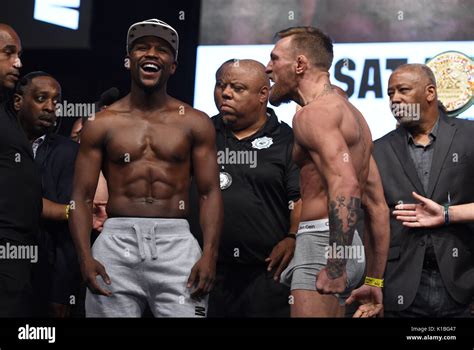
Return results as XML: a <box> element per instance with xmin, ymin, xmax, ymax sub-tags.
<box><xmin>0</xmin><ymin>24</ymin><xmax>20</xmax><ymax>45</ymax></box>
<box><xmin>0</xmin><ymin>24</ymin><xmax>17</xmax><ymax>34</ymax></box>
<box><xmin>0</xmin><ymin>23</ymin><xmax>22</xmax><ymax>92</ymax></box>
<box><xmin>214</xmin><ymin>59</ymin><xmax>271</xmax><ymax>130</ymax></box>
<box><xmin>217</xmin><ymin>59</ymin><xmax>270</xmax><ymax>89</ymax></box>
<box><xmin>393</xmin><ymin>63</ymin><xmax>437</xmax><ymax>87</ymax></box>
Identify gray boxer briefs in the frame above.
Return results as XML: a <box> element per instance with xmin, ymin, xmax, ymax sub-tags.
<box><xmin>281</xmin><ymin>219</ymin><xmax>365</xmax><ymax>304</ymax></box>
<box><xmin>86</xmin><ymin>217</ymin><xmax>207</xmax><ymax>317</ymax></box>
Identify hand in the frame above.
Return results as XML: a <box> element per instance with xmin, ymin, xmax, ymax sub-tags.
<box><xmin>393</xmin><ymin>192</ymin><xmax>444</xmax><ymax>228</ymax></box>
<box><xmin>316</xmin><ymin>267</ymin><xmax>347</xmax><ymax>294</ymax></box>
<box><xmin>346</xmin><ymin>284</ymin><xmax>383</xmax><ymax>318</ymax></box>
<box><xmin>80</xmin><ymin>257</ymin><xmax>112</xmax><ymax>296</ymax></box>
<box><xmin>92</xmin><ymin>201</ymin><xmax>108</xmax><ymax>232</ymax></box>
<box><xmin>49</xmin><ymin>302</ymin><xmax>71</xmax><ymax>318</ymax></box>
<box><xmin>265</xmin><ymin>237</ymin><xmax>295</xmax><ymax>281</ymax></box>
<box><xmin>187</xmin><ymin>253</ymin><xmax>216</xmax><ymax>299</ymax></box>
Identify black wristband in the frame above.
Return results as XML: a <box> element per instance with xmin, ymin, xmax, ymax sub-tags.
<box><xmin>286</xmin><ymin>232</ymin><xmax>296</xmax><ymax>239</ymax></box>
<box><xmin>444</xmin><ymin>204</ymin><xmax>450</xmax><ymax>225</ymax></box>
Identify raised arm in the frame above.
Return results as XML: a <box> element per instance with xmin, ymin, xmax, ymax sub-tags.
<box><xmin>187</xmin><ymin>112</ymin><xmax>223</xmax><ymax>298</ymax></box>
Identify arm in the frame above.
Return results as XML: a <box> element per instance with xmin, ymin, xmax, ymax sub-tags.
<box><xmin>266</xmin><ymin>142</ymin><xmax>301</xmax><ymax>280</ymax></box>
<box><xmin>69</xmin><ymin>115</ymin><xmax>111</xmax><ymax>296</ymax></box>
<box><xmin>187</xmin><ymin>112</ymin><xmax>223</xmax><ymax>298</ymax></box>
<box><xmin>393</xmin><ymin>192</ymin><xmax>474</xmax><ymax>227</ymax></box>
<box><xmin>361</xmin><ymin>156</ymin><xmax>389</xmax><ymax>280</ymax></box>
<box><xmin>294</xmin><ymin>107</ymin><xmax>362</xmax><ymax>290</ymax></box>
<box><xmin>42</xmin><ymin>198</ymin><xmax>68</xmax><ymax>221</ymax></box>
<box><xmin>289</xmin><ymin>199</ymin><xmax>302</xmax><ymax>234</ymax></box>
<box><xmin>41</xmin><ymin>142</ymin><xmax>79</xmax><ymax>221</ymax></box>
<box><xmin>449</xmin><ymin>204</ymin><xmax>474</xmax><ymax>223</ymax></box>
<box><xmin>346</xmin><ymin>155</ymin><xmax>389</xmax><ymax>317</ymax></box>
<box><xmin>266</xmin><ymin>199</ymin><xmax>301</xmax><ymax>280</ymax></box>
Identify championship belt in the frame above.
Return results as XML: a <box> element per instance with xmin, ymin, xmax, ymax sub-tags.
<box><xmin>427</xmin><ymin>51</ymin><xmax>473</xmax><ymax>117</ymax></box>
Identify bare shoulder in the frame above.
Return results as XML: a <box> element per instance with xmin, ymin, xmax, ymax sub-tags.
<box><xmin>81</xmin><ymin>97</ymin><xmax>128</xmax><ymax>143</ymax></box>
<box><xmin>294</xmin><ymin>96</ymin><xmax>343</xmax><ymax>132</ymax></box>
<box><xmin>168</xmin><ymin>97</ymin><xmax>213</xmax><ymax>130</ymax></box>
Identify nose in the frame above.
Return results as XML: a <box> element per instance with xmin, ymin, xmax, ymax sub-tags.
<box><xmin>44</xmin><ymin>99</ymin><xmax>56</xmax><ymax>113</ymax></box>
<box><xmin>13</xmin><ymin>56</ymin><xmax>22</xmax><ymax>69</ymax></box>
<box><xmin>265</xmin><ymin>61</ymin><xmax>272</xmax><ymax>74</ymax></box>
<box><xmin>390</xmin><ymin>90</ymin><xmax>402</xmax><ymax>104</ymax></box>
<box><xmin>221</xmin><ymin>85</ymin><xmax>232</xmax><ymax>99</ymax></box>
<box><xmin>144</xmin><ymin>47</ymin><xmax>159</xmax><ymax>59</ymax></box>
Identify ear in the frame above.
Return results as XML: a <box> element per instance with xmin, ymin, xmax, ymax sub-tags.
<box><xmin>124</xmin><ymin>57</ymin><xmax>130</xmax><ymax>69</ymax></box>
<box><xmin>13</xmin><ymin>93</ymin><xmax>23</xmax><ymax>112</ymax></box>
<box><xmin>426</xmin><ymin>84</ymin><xmax>436</xmax><ymax>102</ymax></box>
<box><xmin>170</xmin><ymin>60</ymin><xmax>178</xmax><ymax>75</ymax></box>
<box><xmin>295</xmin><ymin>55</ymin><xmax>309</xmax><ymax>75</ymax></box>
<box><xmin>259</xmin><ymin>85</ymin><xmax>269</xmax><ymax>104</ymax></box>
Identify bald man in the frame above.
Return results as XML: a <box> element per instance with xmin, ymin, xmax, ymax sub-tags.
<box><xmin>0</xmin><ymin>24</ymin><xmax>43</xmax><ymax>316</ymax></box>
<box><xmin>190</xmin><ymin>59</ymin><xmax>301</xmax><ymax>317</ymax></box>
<box><xmin>374</xmin><ymin>63</ymin><xmax>474</xmax><ymax>317</ymax></box>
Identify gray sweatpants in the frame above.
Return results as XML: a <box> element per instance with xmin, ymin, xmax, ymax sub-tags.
<box><xmin>86</xmin><ymin>218</ymin><xmax>207</xmax><ymax>317</ymax></box>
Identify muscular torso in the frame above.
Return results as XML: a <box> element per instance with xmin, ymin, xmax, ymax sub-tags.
<box><xmin>99</xmin><ymin>97</ymin><xmax>195</xmax><ymax>218</ymax></box>
<box><xmin>293</xmin><ymin>95</ymin><xmax>372</xmax><ymax>221</ymax></box>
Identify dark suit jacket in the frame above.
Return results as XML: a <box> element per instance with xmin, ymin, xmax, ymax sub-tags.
<box><xmin>35</xmin><ymin>133</ymin><xmax>81</xmax><ymax>305</ymax></box>
<box><xmin>374</xmin><ymin>113</ymin><xmax>474</xmax><ymax>311</ymax></box>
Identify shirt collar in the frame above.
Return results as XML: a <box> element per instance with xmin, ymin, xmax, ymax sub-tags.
<box><xmin>33</xmin><ymin>134</ymin><xmax>47</xmax><ymax>144</ymax></box>
<box><xmin>32</xmin><ymin>134</ymin><xmax>46</xmax><ymax>158</ymax></box>
<box><xmin>214</xmin><ymin>107</ymin><xmax>281</xmax><ymax>138</ymax></box>
<box><xmin>407</xmin><ymin>117</ymin><xmax>439</xmax><ymax>145</ymax></box>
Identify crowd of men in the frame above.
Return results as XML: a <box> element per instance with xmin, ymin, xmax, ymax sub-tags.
<box><xmin>0</xmin><ymin>19</ymin><xmax>472</xmax><ymax>318</ymax></box>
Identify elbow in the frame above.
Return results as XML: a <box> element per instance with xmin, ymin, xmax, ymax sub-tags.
<box><xmin>331</xmin><ymin>176</ymin><xmax>361</xmax><ymax>199</ymax></box>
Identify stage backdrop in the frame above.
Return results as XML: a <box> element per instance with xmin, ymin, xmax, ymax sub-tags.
<box><xmin>194</xmin><ymin>0</ymin><xmax>474</xmax><ymax>140</ymax></box>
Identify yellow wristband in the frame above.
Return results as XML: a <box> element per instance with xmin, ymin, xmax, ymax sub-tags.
<box><xmin>364</xmin><ymin>276</ymin><xmax>384</xmax><ymax>288</ymax></box>
<box><xmin>65</xmin><ymin>204</ymin><xmax>70</xmax><ymax>220</ymax></box>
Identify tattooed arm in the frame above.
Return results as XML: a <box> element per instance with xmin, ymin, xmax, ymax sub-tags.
<box><xmin>346</xmin><ymin>156</ymin><xmax>389</xmax><ymax>317</ymax></box>
<box><xmin>293</xmin><ymin>105</ymin><xmax>362</xmax><ymax>293</ymax></box>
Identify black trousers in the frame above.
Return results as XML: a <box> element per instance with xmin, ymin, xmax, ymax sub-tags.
<box><xmin>0</xmin><ymin>238</ymin><xmax>35</xmax><ymax>317</ymax></box>
<box><xmin>208</xmin><ymin>263</ymin><xmax>290</xmax><ymax>318</ymax></box>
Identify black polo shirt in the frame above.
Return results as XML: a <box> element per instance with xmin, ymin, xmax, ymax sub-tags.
<box><xmin>0</xmin><ymin>100</ymin><xmax>42</xmax><ymax>244</ymax></box>
<box><xmin>189</xmin><ymin>108</ymin><xmax>300</xmax><ymax>265</ymax></box>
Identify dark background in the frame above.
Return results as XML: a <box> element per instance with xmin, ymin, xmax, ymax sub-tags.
<box><xmin>1</xmin><ymin>0</ymin><xmax>202</xmax><ymax>136</ymax></box>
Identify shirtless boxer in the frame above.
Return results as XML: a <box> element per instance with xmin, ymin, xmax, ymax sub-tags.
<box><xmin>70</xmin><ymin>19</ymin><xmax>223</xmax><ymax>317</ymax></box>
<box><xmin>266</xmin><ymin>27</ymin><xmax>389</xmax><ymax>317</ymax></box>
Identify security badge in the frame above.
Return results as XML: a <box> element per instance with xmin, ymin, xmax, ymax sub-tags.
<box><xmin>251</xmin><ymin>136</ymin><xmax>273</xmax><ymax>150</ymax></box>
<box><xmin>220</xmin><ymin>172</ymin><xmax>232</xmax><ymax>190</ymax></box>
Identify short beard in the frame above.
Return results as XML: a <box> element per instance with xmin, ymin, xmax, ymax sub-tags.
<box><xmin>269</xmin><ymin>91</ymin><xmax>292</xmax><ymax>107</ymax></box>
<box><xmin>269</xmin><ymin>83</ymin><xmax>293</xmax><ymax>107</ymax></box>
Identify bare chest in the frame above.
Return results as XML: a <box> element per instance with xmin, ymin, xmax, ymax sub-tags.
<box><xmin>105</xmin><ymin>118</ymin><xmax>191</xmax><ymax>165</ymax></box>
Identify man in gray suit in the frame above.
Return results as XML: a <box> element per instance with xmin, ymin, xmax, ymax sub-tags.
<box><xmin>374</xmin><ymin>63</ymin><xmax>474</xmax><ymax>317</ymax></box>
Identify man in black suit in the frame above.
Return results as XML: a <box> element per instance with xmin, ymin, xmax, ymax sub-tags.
<box><xmin>14</xmin><ymin>71</ymin><xmax>82</xmax><ymax>317</ymax></box>
<box><xmin>374</xmin><ymin>63</ymin><xmax>474</xmax><ymax>317</ymax></box>
<box><xmin>0</xmin><ymin>24</ymin><xmax>43</xmax><ymax>317</ymax></box>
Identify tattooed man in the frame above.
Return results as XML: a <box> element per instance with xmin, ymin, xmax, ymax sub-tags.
<box><xmin>266</xmin><ymin>27</ymin><xmax>389</xmax><ymax>317</ymax></box>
